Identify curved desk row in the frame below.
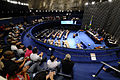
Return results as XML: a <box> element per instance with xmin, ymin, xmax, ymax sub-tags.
<box><xmin>86</xmin><ymin>30</ymin><xmax>103</xmax><ymax>44</ymax></box>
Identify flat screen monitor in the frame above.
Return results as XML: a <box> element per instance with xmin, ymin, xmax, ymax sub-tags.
<box><xmin>61</xmin><ymin>21</ymin><xmax>74</xmax><ymax>24</ymax></box>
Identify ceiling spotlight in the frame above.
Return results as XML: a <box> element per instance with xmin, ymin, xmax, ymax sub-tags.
<box><xmin>36</xmin><ymin>10</ymin><xmax>38</xmax><ymax>12</ymax></box>
<box><xmin>7</xmin><ymin>0</ymin><xmax>10</xmax><ymax>2</ymax></box>
<box><xmin>85</xmin><ymin>2</ymin><xmax>88</xmax><ymax>6</ymax></box>
<box><xmin>100</xmin><ymin>0</ymin><xmax>102</xmax><ymax>2</ymax></box>
<box><xmin>67</xmin><ymin>10</ymin><xmax>69</xmax><ymax>12</ymax></box>
<box><xmin>18</xmin><ymin>1</ymin><xmax>21</xmax><ymax>5</ymax></box>
<box><xmin>24</xmin><ymin>3</ymin><xmax>29</xmax><ymax>6</ymax></box>
<box><xmin>21</xmin><ymin>3</ymin><xmax>24</xmax><ymax>5</ymax></box>
<box><xmin>92</xmin><ymin>1</ymin><xmax>95</xmax><ymax>5</ymax></box>
<box><xmin>108</xmin><ymin>0</ymin><xmax>112</xmax><ymax>2</ymax></box>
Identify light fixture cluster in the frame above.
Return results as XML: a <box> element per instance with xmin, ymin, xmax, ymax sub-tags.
<box><xmin>108</xmin><ymin>0</ymin><xmax>112</xmax><ymax>2</ymax></box>
<box><xmin>85</xmin><ymin>0</ymin><xmax>113</xmax><ymax>6</ymax></box>
<box><xmin>30</xmin><ymin>10</ymin><xmax>74</xmax><ymax>13</ymax></box>
<box><xmin>6</xmin><ymin>0</ymin><xmax>29</xmax><ymax>6</ymax></box>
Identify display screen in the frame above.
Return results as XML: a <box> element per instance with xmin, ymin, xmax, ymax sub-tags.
<box><xmin>61</xmin><ymin>21</ymin><xmax>74</xmax><ymax>24</ymax></box>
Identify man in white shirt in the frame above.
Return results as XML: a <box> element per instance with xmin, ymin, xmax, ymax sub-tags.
<box><xmin>11</xmin><ymin>41</ymin><xmax>18</xmax><ymax>51</ymax></box>
<box><xmin>30</xmin><ymin>47</ymin><xmax>43</xmax><ymax>62</ymax></box>
<box><xmin>16</xmin><ymin>44</ymin><xmax>25</xmax><ymax>55</ymax></box>
<box><xmin>47</xmin><ymin>55</ymin><xmax>60</xmax><ymax>69</ymax></box>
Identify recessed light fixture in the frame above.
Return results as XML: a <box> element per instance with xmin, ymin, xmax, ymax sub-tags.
<box><xmin>108</xmin><ymin>0</ymin><xmax>112</xmax><ymax>2</ymax></box>
<box><xmin>92</xmin><ymin>1</ymin><xmax>95</xmax><ymax>5</ymax></box>
<box><xmin>85</xmin><ymin>2</ymin><xmax>88</xmax><ymax>6</ymax></box>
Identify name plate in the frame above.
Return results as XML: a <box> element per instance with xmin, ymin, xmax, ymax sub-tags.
<box><xmin>90</xmin><ymin>53</ymin><xmax>96</xmax><ymax>60</ymax></box>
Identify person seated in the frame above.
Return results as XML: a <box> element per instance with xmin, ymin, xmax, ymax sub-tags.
<box><xmin>24</xmin><ymin>45</ymin><xmax>32</xmax><ymax>58</ymax></box>
<box><xmin>33</xmin><ymin>71</ymin><xmax>55</xmax><ymax>80</ymax></box>
<box><xmin>27</xmin><ymin>57</ymin><xmax>48</xmax><ymax>79</ymax></box>
<box><xmin>10</xmin><ymin>41</ymin><xmax>18</xmax><ymax>51</ymax></box>
<box><xmin>30</xmin><ymin>47</ymin><xmax>43</xmax><ymax>62</ymax></box>
<box><xmin>73</xmin><ymin>34</ymin><xmax>76</xmax><ymax>38</ymax></box>
<box><xmin>47</xmin><ymin>55</ymin><xmax>60</xmax><ymax>70</ymax></box>
<box><xmin>1</xmin><ymin>50</ymin><xmax>28</xmax><ymax>78</ymax></box>
<box><xmin>61</xmin><ymin>54</ymin><xmax>74</xmax><ymax>74</ymax></box>
<box><xmin>16</xmin><ymin>44</ymin><xmax>25</xmax><ymax>57</ymax></box>
<box><xmin>0</xmin><ymin>53</ymin><xmax>4</xmax><ymax>75</ymax></box>
<box><xmin>6</xmin><ymin>64</ymin><xmax>30</xmax><ymax>80</ymax></box>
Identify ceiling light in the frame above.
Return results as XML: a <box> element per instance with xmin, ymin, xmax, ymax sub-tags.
<box><xmin>21</xmin><ymin>3</ymin><xmax>24</xmax><ymax>5</ymax></box>
<box><xmin>7</xmin><ymin>0</ymin><xmax>10</xmax><ymax>2</ymax></box>
<box><xmin>67</xmin><ymin>10</ymin><xmax>69</xmax><ymax>12</ymax></box>
<box><xmin>92</xmin><ymin>1</ymin><xmax>95</xmax><ymax>5</ymax></box>
<box><xmin>10</xmin><ymin>1</ymin><xmax>17</xmax><ymax>4</ymax></box>
<box><xmin>18</xmin><ymin>1</ymin><xmax>21</xmax><ymax>5</ymax></box>
<box><xmin>36</xmin><ymin>10</ymin><xmax>38</xmax><ymax>12</ymax></box>
<box><xmin>39</xmin><ymin>10</ymin><xmax>41</xmax><ymax>12</ymax></box>
<box><xmin>85</xmin><ymin>2</ymin><xmax>88</xmax><ymax>6</ymax></box>
<box><xmin>100</xmin><ymin>0</ymin><xmax>102</xmax><ymax>2</ymax></box>
<box><xmin>108</xmin><ymin>0</ymin><xmax>112</xmax><ymax>2</ymax></box>
<box><xmin>30</xmin><ymin>10</ymin><xmax>32</xmax><ymax>12</ymax></box>
<box><xmin>24</xmin><ymin>3</ymin><xmax>29</xmax><ymax>6</ymax></box>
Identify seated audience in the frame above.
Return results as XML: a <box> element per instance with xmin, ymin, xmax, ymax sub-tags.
<box><xmin>33</xmin><ymin>71</ymin><xmax>55</xmax><ymax>80</ymax></box>
<box><xmin>6</xmin><ymin>64</ymin><xmax>30</xmax><ymax>80</ymax></box>
<box><xmin>47</xmin><ymin>55</ymin><xmax>60</xmax><ymax>70</ymax></box>
<box><xmin>0</xmin><ymin>54</ymin><xmax>4</xmax><ymax>75</ymax></box>
<box><xmin>16</xmin><ymin>44</ymin><xmax>25</xmax><ymax>56</ymax></box>
<box><xmin>1</xmin><ymin>50</ymin><xmax>28</xmax><ymax>77</ymax></box>
<box><xmin>11</xmin><ymin>41</ymin><xmax>18</xmax><ymax>51</ymax></box>
<box><xmin>61</xmin><ymin>54</ymin><xmax>74</xmax><ymax>74</ymax></box>
<box><xmin>25</xmin><ymin>45</ymin><xmax>32</xmax><ymax>58</ymax></box>
<box><xmin>30</xmin><ymin>47</ymin><xmax>43</xmax><ymax>62</ymax></box>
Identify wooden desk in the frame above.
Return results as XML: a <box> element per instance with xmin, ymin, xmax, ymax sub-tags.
<box><xmin>64</xmin><ymin>40</ymin><xmax>70</xmax><ymax>48</ymax></box>
<box><xmin>57</xmin><ymin>40</ymin><xmax>61</xmax><ymax>47</ymax></box>
<box><xmin>59</xmin><ymin>30</ymin><xmax>64</xmax><ymax>39</ymax></box>
<box><xmin>44</xmin><ymin>39</ymin><xmax>47</xmax><ymax>43</ymax></box>
<box><xmin>47</xmin><ymin>30</ymin><xmax>54</xmax><ymax>38</ymax></box>
<box><xmin>86</xmin><ymin>30</ymin><xmax>103</xmax><ymax>44</ymax></box>
<box><xmin>76</xmin><ymin>43</ymin><xmax>83</xmax><ymax>49</ymax></box>
<box><xmin>37</xmin><ymin>29</ymin><xmax>48</xmax><ymax>37</ymax></box>
<box><xmin>52</xmin><ymin>30</ymin><xmax>59</xmax><ymax>38</ymax></box>
<box><xmin>64</xmin><ymin>30</ymin><xmax>70</xmax><ymax>39</ymax></box>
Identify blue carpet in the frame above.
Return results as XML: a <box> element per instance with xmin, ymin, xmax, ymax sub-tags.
<box><xmin>64</xmin><ymin>31</ymin><xmax>107</xmax><ymax>49</ymax></box>
<box><xmin>73</xmin><ymin>62</ymin><xmax>120</xmax><ymax>80</ymax></box>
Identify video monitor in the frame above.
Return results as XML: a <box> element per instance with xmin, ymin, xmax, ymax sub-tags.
<box><xmin>61</xmin><ymin>21</ymin><xmax>74</xmax><ymax>24</ymax></box>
